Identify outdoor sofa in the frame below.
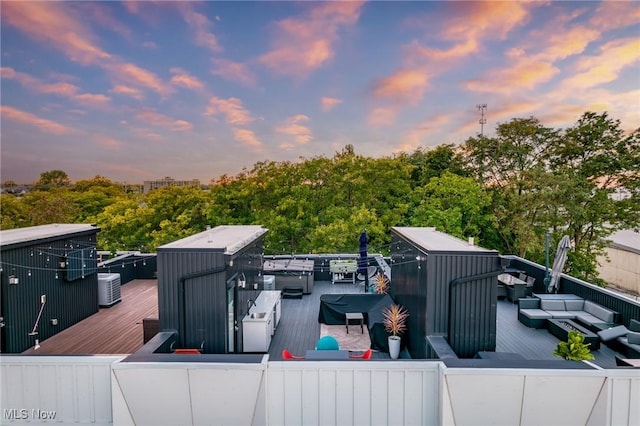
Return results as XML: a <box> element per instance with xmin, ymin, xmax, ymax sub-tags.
<box><xmin>597</xmin><ymin>319</ymin><xmax>640</xmax><ymax>358</ymax></box>
<box><xmin>518</xmin><ymin>297</ymin><xmax>618</xmax><ymax>330</ymax></box>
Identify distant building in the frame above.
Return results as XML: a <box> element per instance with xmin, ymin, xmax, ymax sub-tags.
<box><xmin>142</xmin><ymin>176</ymin><xmax>200</xmax><ymax>193</ymax></box>
<box><xmin>598</xmin><ymin>229</ymin><xmax>640</xmax><ymax>296</ymax></box>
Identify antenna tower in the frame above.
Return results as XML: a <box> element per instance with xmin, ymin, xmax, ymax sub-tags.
<box><xmin>477</xmin><ymin>104</ymin><xmax>487</xmax><ymax>136</ymax></box>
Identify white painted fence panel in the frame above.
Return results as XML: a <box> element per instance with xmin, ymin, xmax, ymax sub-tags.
<box><xmin>0</xmin><ymin>356</ymin><xmax>120</xmax><ymax>425</ymax></box>
<box><xmin>267</xmin><ymin>361</ymin><xmax>441</xmax><ymax>426</ymax></box>
<box><xmin>3</xmin><ymin>355</ymin><xmax>638</xmax><ymax>426</ymax></box>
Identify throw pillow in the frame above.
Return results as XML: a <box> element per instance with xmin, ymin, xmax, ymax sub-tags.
<box><xmin>597</xmin><ymin>325</ymin><xmax>629</xmax><ymax>342</ymax></box>
<box><xmin>627</xmin><ymin>331</ymin><xmax>640</xmax><ymax>345</ymax></box>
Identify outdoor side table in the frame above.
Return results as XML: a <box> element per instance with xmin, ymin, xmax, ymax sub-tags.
<box><xmin>345</xmin><ymin>312</ymin><xmax>364</xmax><ymax>334</ymax></box>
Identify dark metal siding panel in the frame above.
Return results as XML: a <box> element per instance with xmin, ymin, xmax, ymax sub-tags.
<box><xmin>390</xmin><ymin>228</ymin><xmax>500</xmax><ymax>359</ymax></box>
<box><xmin>184</xmin><ymin>273</ymin><xmax>226</xmax><ymax>353</ymax></box>
<box><xmin>390</xmin><ymin>235</ymin><xmax>428</xmax><ymax>359</ymax></box>
<box><xmin>1</xmin><ymin>232</ymin><xmax>99</xmax><ymax>353</ymax></box>
<box><xmin>157</xmin><ymin>235</ymin><xmax>267</xmax><ymax>354</ymax></box>
<box><xmin>448</xmin><ymin>255</ymin><xmax>498</xmax><ymax>358</ymax></box>
<box><xmin>157</xmin><ymin>250</ymin><xmax>224</xmax><ymax>334</ymax></box>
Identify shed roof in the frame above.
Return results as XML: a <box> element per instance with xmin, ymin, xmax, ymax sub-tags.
<box><xmin>0</xmin><ymin>224</ymin><xmax>99</xmax><ymax>248</ymax></box>
<box><xmin>157</xmin><ymin>225</ymin><xmax>267</xmax><ymax>254</ymax></box>
<box><xmin>392</xmin><ymin>227</ymin><xmax>496</xmax><ymax>253</ymax></box>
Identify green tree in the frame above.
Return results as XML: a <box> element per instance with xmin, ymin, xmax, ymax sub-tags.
<box><xmin>409</xmin><ymin>172</ymin><xmax>494</xmax><ymax>242</ymax></box>
<box><xmin>20</xmin><ymin>189</ymin><xmax>79</xmax><ymax>225</ymax></box>
<box><xmin>542</xmin><ymin>112</ymin><xmax>640</xmax><ymax>283</ymax></box>
<box><xmin>0</xmin><ymin>194</ymin><xmax>27</xmax><ymax>229</ymax></box>
<box><xmin>35</xmin><ymin>170</ymin><xmax>71</xmax><ymax>190</ymax></box>
<box><xmin>70</xmin><ymin>175</ymin><xmax>127</xmax><ymax>222</ymax></box>
<box><xmin>95</xmin><ymin>186</ymin><xmax>209</xmax><ymax>252</ymax></box>
<box><xmin>401</xmin><ymin>144</ymin><xmax>468</xmax><ymax>188</ymax></box>
<box><xmin>462</xmin><ymin>117</ymin><xmax>559</xmax><ymax>256</ymax></box>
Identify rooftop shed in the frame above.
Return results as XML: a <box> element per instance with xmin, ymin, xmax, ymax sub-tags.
<box><xmin>157</xmin><ymin>225</ymin><xmax>268</xmax><ymax>353</ymax></box>
<box><xmin>0</xmin><ymin>224</ymin><xmax>100</xmax><ymax>353</ymax></box>
<box><xmin>390</xmin><ymin>227</ymin><xmax>502</xmax><ymax>358</ymax></box>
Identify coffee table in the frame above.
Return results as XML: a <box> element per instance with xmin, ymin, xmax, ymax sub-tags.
<box><xmin>546</xmin><ymin>318</ymin><xmax>600</xmax><ymax>350</ymax></box>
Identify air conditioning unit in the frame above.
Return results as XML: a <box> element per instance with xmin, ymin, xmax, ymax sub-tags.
<box><xmin>98</xmin><ymin>273</ymin><xmax>121</xmax><ymax>307</ymax></box>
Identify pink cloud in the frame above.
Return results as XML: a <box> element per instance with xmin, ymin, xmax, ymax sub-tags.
<box><xmin>233</xmin><ymin>129</ymin><xmax>262</xmax><ymax>148</ymax></box>
<box><xmin>258</xmin><ymin>1</ymin><xmax>365</xmax><ymax>79</ymax></box>
<box><xmin>111</xmin><ymin>85</ymin><xmax>144</xmax><ymax>100</ymax></box>
<box><xmin>74</xmin><ymin>93</ymin><xmax>111</xmax><ymax>106</ymax></box>
<box><xmin>465</xmin><ymin>59</ymin><xmax>559</xmax><ymax>94</ymax></box>
<box><xmin>104</xmin><ymin>62</ymin><xmax>173</xmax><ymax>96</ymax></box>
<box><xmin>92</xmin><ymin>134</ymin><xmax>123</xmax><ymax>150</ymax></box>
<box><xmin>40</xmin><ymin>82</ymin><xmax>81</xmax><ymax>97</ymax></box>
<box><xmin>205</xmin><ymin>96</ymin><xmax>255</xmax><ymax>126</ymax></box>
<box><xmin>75</xmin><ymin>2</ymin><xmax>133</xmax><ymax>40</ymax></box>
<box><xmin>276</xmin><ymin>115</ymin><xmax>312</xmax><ymax>144</ymax></box>
<box><xmin>405</xmin><ymin>2</ymin><xmax>535</xmax><ymax>66</ymax></box>
<box><xmin>2</xmin><ymin>67</ymin><xmax>111</xmax><ymax>106</ymax></box>
<box><xmin>136</xmin><ymin>108</ymin><xmax>193</xmax><ymax>132</ymax></box>
<box><xmin>3</xmin><ymin>2</ymin><xmax>172</xmax><ymax>98</ymax></box>
<box><xmin>372</xmin><ymin>69</ymin><xmax>429</xmax><ymax>104</ymax></box>
<box><xmin>2</xmin><ymin>2</ymin><xmax>111</xmax><ymax>65</ymax></box>
<box><xmin>211</xmin><ymin>58</ymin><xmax>258</xmax><ymax>87</ymax></box>
<box><xmin>321</xmin><ymin>97</ymin><xmax>342</xmax><ymax>111</ymax></box>
<box><xmin>170</xmin><ymin>68</ymin><xmax>205</xmax><ymax>91</ymax></box>
<box><xmin>561</xmin><ymin>38</ymin><xmax>640</xmax><ymax>91</ymax></box>
<box><xmin>589</xmin><ymin>1</ymin><xmax>640</xmax><ymax>32</ymax></box>
<box><xmin>176</xmin><ymin>3</ymin><xmax>223</xmax><ymax>53</ymax></box>
<box><xmin>1</xmin><ymin>105</ymin><xmax>74</xmax><ymax>135</ymax></box>
<box><xmin>464</xmin><ymin>13</ymin><xmax>605</xmax><ymax>96</ymax></box>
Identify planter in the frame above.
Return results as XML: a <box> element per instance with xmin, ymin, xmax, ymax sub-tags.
<box><xmin>388</xmin><ymin>335</ymin><xmax>401</xmax><ymax>359</ymax></box>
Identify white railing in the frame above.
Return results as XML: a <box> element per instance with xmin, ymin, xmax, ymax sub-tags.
<box><xmin>267</xmin><ymin>360</ymin><xmax>440</xmax><ymax>425</ymax></box>
<box><xmin>0</xmin><ymin>356</ymin><xmax>122</xmax><ymax>425</ymax></box>
<box><xmin>2</xmin><ymin>356</ymin><xmax>639</xmax><ymax>426</ymax></box>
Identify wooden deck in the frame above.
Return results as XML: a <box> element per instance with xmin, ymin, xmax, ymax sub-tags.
<box><xmin>22</xmin><ymin>279</ymin><xmax>158</xmax><ymax>355</ymax></box>
<box><xmin>24</xmin><ymin>279</ymin><xmax>621</xmax><ymax>367</ymax></box>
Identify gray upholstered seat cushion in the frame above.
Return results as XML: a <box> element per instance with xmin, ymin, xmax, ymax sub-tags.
<box><xmin>583</xmin><ymin>300</ymin><xmax>616</xmax><ymax>323</ymax></box>
<box><xmin>549</xmin><ymin>311</ymin><xmax>576</xmax><ymax>319</ymax></box>
<box><xmin>520</xmin><ymin>309</ymin><xmax>552</xmax><ymax>320</ymax></box>
<box><xmin>573</xmin><ymin>312</ymin><xmax>604</xmax><ymax>325</ymax></box>
<box><xmin>627</xmin><ymin>331</ymin><xmax>640</xmax><ymax>345</ymax></box>
<box><xmin>597</xmin><ymin>325</ymin><xmax>629</xmax><ymax>342</ymax></box>
<box><xmin>629</xmin><ymin>319</ymin><xmax>640</xmax><ymax>333</ymax></box>
<box><xmin>564</xmin><ymin>300</ymin><xmax>585</xmax><ymax>311</ymax></box>
<box><xmin>540</xmin><ymin>300</ymin><xmax>566</xmax><ymax>311</ymax></box>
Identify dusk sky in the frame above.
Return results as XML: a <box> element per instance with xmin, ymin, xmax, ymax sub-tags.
<box><xmin>1</xmin><ymin>1</ymin><xmax>638</xmax><ymax>185</ymax></box>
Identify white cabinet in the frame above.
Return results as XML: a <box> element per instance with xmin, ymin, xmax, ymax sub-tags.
<box><xmin>242</xmin><ymin>291</ymin><xmax>281</xmax><ymax>352</ymax></box>
<box><xmin>242</xmin><ymin>316</ymin><xmax>272</xmax><ymax>352</ymax></box>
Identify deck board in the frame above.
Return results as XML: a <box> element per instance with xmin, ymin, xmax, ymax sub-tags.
<box><xmin>22</xmin><ymin>279</ymin><xmax>158</xmax><ymax>355</ymax></box>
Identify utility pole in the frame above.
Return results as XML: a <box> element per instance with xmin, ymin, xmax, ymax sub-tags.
<box><xmin>477</xmin><ymin>104</ymin><xmax>487</xmax><ymax>136</ymax></box>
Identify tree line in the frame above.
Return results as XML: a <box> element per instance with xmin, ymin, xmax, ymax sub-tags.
<box><xmin>2</xmin><ymin>111</ymin><xmax>638</xmax><ymax>286</ymax></box>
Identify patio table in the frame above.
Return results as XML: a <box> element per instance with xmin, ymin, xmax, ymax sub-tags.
<box><xmin>498</xmin><ymin>273</ymin><xmax>527</xmax><ymax>302</ymax></box>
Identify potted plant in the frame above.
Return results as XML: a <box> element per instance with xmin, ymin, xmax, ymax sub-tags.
<box><xmin>382</xmin><ymin>304</ymin><xmax>409</xmax><ymax>359</ymax></box>
<box><xmin>552</xmin><ymin>331</ymin><xmax>594</xmax><ymax>361</ymax></box>
<box><xmin>373</xmin><ymin>272</ymin><xmax>389</xmax><ymax>294</ymax></box>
